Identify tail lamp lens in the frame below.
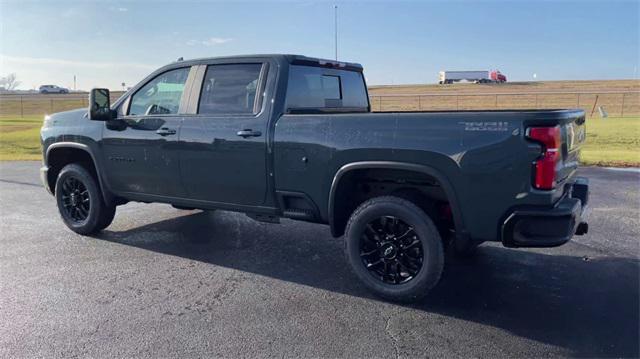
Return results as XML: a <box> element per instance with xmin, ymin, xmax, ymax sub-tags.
<box><xmin>527</xmin><ymin>126</ymin><xmax>561</xmax><ymax>190</ymax></box>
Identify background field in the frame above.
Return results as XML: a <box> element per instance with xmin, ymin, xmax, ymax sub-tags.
<box><xmin>579</xmin><ymin>117</ymin><xmax>640</xmax><ymax>166</ymax></box>
<box><xmin>369</xmin><ymin>79</ymin><xmax>640</xmax><ymax>94</ymax></box>
<box><xmin>0</xmin><ymin>116</ymin><xmax>41</xmax><ymax>161</ymax></box>
<box><xmin>0</xmin><ymin>80</ymin><xmax>638</xmax><ymax>165</ymax></box>
<box><xmin>368</xmin><ymin>80</ymin><xmax>640</xmax><ymax>115</ymax></box>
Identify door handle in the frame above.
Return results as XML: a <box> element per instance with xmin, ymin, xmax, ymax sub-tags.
<box><xmin>156</xmin><ymin>127</ymin><xmax>177</xmax><ymax>136</ymax></box>
<box><xmin>236</xmin><ymin>129</ymin><xmax>262</xmax><ymax>138</ymax></box>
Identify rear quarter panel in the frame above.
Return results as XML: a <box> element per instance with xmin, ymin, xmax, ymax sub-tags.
<box><xmin>273</xmin><ymin>110</ymin><xmax>583</xmax><ymax>241</ymax></box>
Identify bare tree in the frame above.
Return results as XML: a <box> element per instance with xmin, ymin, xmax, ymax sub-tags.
<box><xmin>0</xmin><ymin>73</ymin><xmax>21</xmax><ymax>90</ymax></box>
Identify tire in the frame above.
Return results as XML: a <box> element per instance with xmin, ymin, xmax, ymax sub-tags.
<box><xmin>344</xmin><ymin>196</ymin><xmax>445</xmax><ymax>302</ymax></box>
<box><xmin>97</xmin><ymin>204</ymin><xmax>116</xmax><ymax>230</ymax></box>
<box><xmin>55</xmin><ymin>163</ymin><xmax>115</xmax><ymax>235</ymax></box>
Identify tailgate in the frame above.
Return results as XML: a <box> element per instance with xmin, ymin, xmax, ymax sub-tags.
<box><xmin>557</xmin><ymin>112</ymin><xmax>586</xmax><ymax>184</ymax></box>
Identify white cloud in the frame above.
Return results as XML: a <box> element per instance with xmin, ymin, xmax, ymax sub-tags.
<box><xmin>186</xmin><ymin>37</ymin><xmax>233</xmax><ymax>47</ymax></box>
<box><xmin>109</xmin><ymin>6</ymin><xmax>128</xmax><ymax>12</ymax></box>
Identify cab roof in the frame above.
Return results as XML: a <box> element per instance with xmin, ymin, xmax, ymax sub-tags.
<box><xmin>159</xmin><ymin>54</ymin><xmax>363</xmax><ymax>72</ymax></box>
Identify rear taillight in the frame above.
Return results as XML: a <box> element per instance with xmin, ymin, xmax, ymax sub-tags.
<box><xmin>527</xmin><ymin>125</ymin><xmax>561</xmax><ymax>190</ymax></box>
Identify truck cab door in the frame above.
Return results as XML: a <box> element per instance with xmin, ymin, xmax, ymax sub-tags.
<box><xmin>101</xmin><ymin>66</ymin><xmax>194</xmax><ymax>198</ymax></box>
<box><xmin>178</xmin><ymin>61</ymin><xmax>273</xmax><ymax>207</ymax></box>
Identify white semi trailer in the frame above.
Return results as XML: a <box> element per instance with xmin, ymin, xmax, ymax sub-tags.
<box><xmin>438</xmin><ymin>70</ymin><xmax>507</xmax><ymax>84</ymax></box>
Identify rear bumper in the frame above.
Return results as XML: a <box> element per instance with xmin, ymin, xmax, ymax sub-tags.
<box><xmin>40</xmin><ymin>166</ymin><xmax>52</xmax><ymax>195</ymax></box>
<box><xmin>502</xmin><ymin>177</ymin><xmax>589</xmax><ymax>248</ymax></box>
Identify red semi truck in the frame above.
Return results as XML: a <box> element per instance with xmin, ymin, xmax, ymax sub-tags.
<box><xmin>439</xmin><ymin>70</ymin><xmax>507</xmax><ymax>84</ymax></box>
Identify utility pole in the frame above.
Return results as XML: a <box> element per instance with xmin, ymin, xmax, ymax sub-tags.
<box><xmin>334</xmin><ymin>5</ymin><xmax>338</xmax><ymax>61</ymax></box>
<box><xmin>73</xmin><ymin>75</ymin><xmax>76</xmax><ymax>91</ymax></box>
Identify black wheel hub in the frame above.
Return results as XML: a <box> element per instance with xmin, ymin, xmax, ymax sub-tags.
<box><xmin>360</xmin><ymin>216</ymin><xmax>424</xmax><ymax>284</ymax></box>
<box><xmin>61</xmin><ymin>176</ymin><xmax>90</xmax><ymax>223</ymax></box>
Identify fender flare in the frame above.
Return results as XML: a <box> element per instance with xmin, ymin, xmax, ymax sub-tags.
<box><xmin>45</xmin><ymin>142</ymin><xmax>113</xmax><ymax>205</ymax></box>
<box><xmin>328</xmin><ymin>161</ymin><xmax>467</xmax><ymax>239</ymax></box>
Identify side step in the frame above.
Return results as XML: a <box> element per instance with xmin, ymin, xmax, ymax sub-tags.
<box><xmin>282</xmin><ymin>209</ymin><xmax>315</xmax><ymax>221</ymax></box>
<box><xmin>246</xmin><ymin>213</ymin><xmax>281</xmax><ymax>224</ymax></box>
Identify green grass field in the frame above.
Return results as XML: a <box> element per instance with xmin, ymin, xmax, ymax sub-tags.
<box><xmin>0</xmin><ymin>116</ymin><xmax>43</xmax><ymax>161</ymax></box>
<box><xmin>0</xmin><ymin>115</ymin><xmax>638</xmax><ymax>166</ymax></box>
<box><xmin>580</xmin><ymin>117</ymin><xmax>640</xmax><ymax>167</ymax></box>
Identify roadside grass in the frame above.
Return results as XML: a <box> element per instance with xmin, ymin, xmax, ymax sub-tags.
<box><xmin>581</xmin><ymin>116</ymin><xmax>640</xmax><ymax>167</ymax></box>
<box><xmin>0</xmin><ymin>116</ymin><xmax>43</xmax><ymax>161</ymax></box>
<box><xmin>0</xmin><ymin>115</ymin><xmax>638</xmax><ymax>167</ymax></box>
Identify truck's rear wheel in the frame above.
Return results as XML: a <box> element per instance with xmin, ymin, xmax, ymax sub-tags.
<box><xmin>344</xmin><ymin>196</ymin><xmax>444</xmax><ymax>302</ymax></box>
<box><xmin>55</xmin><ymin>164</ymin><xmax>116</xmax><ymax>235</ymax></box>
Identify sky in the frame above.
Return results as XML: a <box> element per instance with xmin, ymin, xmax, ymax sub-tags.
<box><xmin>0</xmin><ymin>0</ymin><xmax>638</xmax><ymax>90</ymax></box>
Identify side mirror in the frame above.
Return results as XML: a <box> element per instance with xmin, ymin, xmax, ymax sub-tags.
<box><xmin>89</xmin><ymin>88</ymin><xmax>115</xmax><ymax>121</ymax></box>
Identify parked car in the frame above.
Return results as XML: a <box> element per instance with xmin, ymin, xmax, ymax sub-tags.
<box><xmin>39</xmin><ymin>54</ymin><xmax>589</xmax><ymax>302</ymax></box>
<box><xmin>39</xmin><ymin>85</ymin><xmax>69</xmax><ymax>94</ymax></box>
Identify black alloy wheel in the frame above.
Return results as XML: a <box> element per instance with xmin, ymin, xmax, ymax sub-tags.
<box><xmin>60</xmin><ymin>176</ymin><xmax>91</xmax><ymax>223</ymax></box>
<box><xmin>360</xmin><ymin>216</ymin><xmax>423</xmax><ymax>284</ymax></box>
<box><xmin>344</xmin><ymin>196</ymin><xmax>444</xmax><ymax>302</ymax></box>
<box><xmin>55</xmin><ymin>163</ymin><xmax>116</xmax><ymax>235</ymax></box>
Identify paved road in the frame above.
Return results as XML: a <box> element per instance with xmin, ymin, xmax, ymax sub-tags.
<box><xmin>0</xmin><ymin>162</ymin><xmax>638</xmax><ymax>358</ymax></box>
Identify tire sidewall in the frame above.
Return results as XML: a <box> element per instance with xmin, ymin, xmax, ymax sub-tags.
<box><xmin>97</xmin><ymin>203</ymin><xmax>116</xmax><ymax>230</ymax></box>
<box><xmin>55</xmin><ymin>164</ymin><xmax>103</xmax><ymax>235</ymax></box>
<box><xmin>345</xmin><ymin>197</ymin><xmax>444</xmax><ymax>301</ymax></box>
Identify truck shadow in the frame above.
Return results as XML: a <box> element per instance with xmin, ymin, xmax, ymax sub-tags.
<box><xmin>99</xmin><ymin>210</ymin><xmax>639</xmax><ymax>357</ymax></box>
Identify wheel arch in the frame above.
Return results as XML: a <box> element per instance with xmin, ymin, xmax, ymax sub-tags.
<box><xmin>45</xmin><ymin>142</ymin><xmax>113</xmax><ymax>205</ymax></box>
<box><xmin>328</xmin><ymin>161</ymin><xmax>466</xmax><ymax>239</ymax></box>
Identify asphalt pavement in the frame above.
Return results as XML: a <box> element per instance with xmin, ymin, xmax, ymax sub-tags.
<box><xmin>0</xmin><ymin>162</ymin><xmax>638</xmax><ymax>358</ymax></box>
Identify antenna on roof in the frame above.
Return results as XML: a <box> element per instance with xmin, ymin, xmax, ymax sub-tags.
<box><xmin>334</xmin><ymin>5</ymin><xmax>338</xmax><ymax>61</ymax></box>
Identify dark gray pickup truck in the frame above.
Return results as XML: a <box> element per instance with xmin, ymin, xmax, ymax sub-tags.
<box><xmin>40</xmin><ymin>54</ymin><xmax>589</xmax><ymax>301</ymax></box>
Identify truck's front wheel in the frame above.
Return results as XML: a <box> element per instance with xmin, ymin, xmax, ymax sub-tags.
<box><xmin>55</xmin><ymin>164</ymin><xmax>116</xmax><ymax>235</ymax></box>
<box><xmin>344</xmin><ymin>196</ymin><xmax>444</xmax><ymax>302</ymax></box>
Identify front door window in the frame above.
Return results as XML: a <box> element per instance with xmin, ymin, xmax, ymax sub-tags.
<box><xmin>129</xmin><ymin>67</ymin><xmax>190</xmax><ymax>116</ymax></box>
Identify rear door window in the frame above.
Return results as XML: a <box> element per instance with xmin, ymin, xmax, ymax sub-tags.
<box><xmin>198</xmin><ymin>64</ymin><xmax>263</xmax><ymax>115</ymax></box>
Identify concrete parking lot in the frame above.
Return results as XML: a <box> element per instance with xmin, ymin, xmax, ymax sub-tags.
<box><xmin>0</xmin><ymin>162</ymin><xmax>638</xmax><ymax>358</ymax></box>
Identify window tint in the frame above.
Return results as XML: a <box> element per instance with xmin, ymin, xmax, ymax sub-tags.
<box><xmin>198</xmin><ymin>64</ymin><xmax>263</xmax><ymax>115</ymax></box>
<box><xmin>129</xmin><ymin>67</ymin><xmax>189</xmax><ymax>116</ymax></box>
<box><xmin>286</xmin><ymin>65</ymin><xmax>368</xmax><ymax>111</ymax></box>
<box><xmin>322</xmin><ymin>75</ymin><xmax>341</xmax><ymax>99</ymax></box>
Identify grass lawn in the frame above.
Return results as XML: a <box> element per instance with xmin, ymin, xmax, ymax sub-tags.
<box><xmin>580</xmin><ymin>116</ymin><xmax>640</xmax><ymax>167</ymax></box>
<box><xmin>0</xmin><ymin>116</ymin><xmax>43</xmax><ymax>161</ymax></box>
<box><xmin>0</xmin><ymin>115</ymin><xmax>638</xmax><ymax>167</ymax></box>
